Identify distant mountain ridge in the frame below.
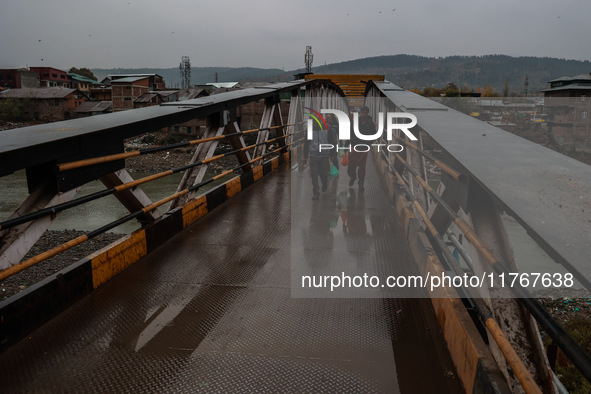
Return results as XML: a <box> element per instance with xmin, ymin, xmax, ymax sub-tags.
<box><xmin>92</xmin><ymin>54</ymin><xmax>591</xmax><ymax>95</ymax></box>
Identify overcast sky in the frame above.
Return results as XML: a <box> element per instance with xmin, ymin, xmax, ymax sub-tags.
<box><xmin>1</xmin><ymin>0</ymin><xmax>590</xmax><ymax>71</ymax></box>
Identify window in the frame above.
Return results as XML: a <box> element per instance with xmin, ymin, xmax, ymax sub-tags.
<box><xmin>52</xmin><ymin>73</ymin><xmax>57</xmax><ymax>78</ymax></box>
<box><xmin>583</xmin><ymin>111</ymin><xmax>588</xmax><ymax>119</ymax></box>
<box><xmin>581</xmin><ymin>95</ymin><xmax>587</xmax><ymax>102</ymax></box>
<box><xmin>60</xmin><ymin>75</ymin><xmax>65</xmax><ymax>79</ymax></box>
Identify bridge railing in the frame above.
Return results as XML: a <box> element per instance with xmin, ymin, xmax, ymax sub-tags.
<box><xmin>0</xmin><ymin>80</ymin><xmax>346</xmax><ymax>288</ymax></box>
<box><xmin>365</xmin><ymin>81</ymin><xmax>591</xmax><ymax>391</ymax></box>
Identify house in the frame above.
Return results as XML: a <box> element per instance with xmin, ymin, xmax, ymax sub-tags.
<box><xmin>103</xmin><ymin>74</ymin><xmax>166</xmax><ymax>90</ymax></box>
<box><xmin>111</xmin><ymin>76</ymin><xmax>151</xmax><ymax>111</ymax></box>
<box><xmin>133</xmin><ymin>92</ymin><xmax>164</xmax><ymax>108</ymax></box>
<box><xmin>105</xmin><ymin>74</ymin><xmax>167</xmax><ymax>112</ymax></box>
<box><xmin>134</xmin><ymin>90</ymin><xmax>180</xmax><ymax>109</ymax></box>
<box><xmin>30</xmin><ymin>67</ymin><xmax>71</xmax><ymax>88</ymax></box>
<box><xmin>73</xmin><ymin>101</ymin><xmax>112</xmax><ymax>118</ymax></box>
<box><xmin>542</xmin><ymin>73</ymin><xmax>591</xmax><ymax>152</ymax></box>
<box><xmin>205</xmin><ymin>82</ymin><xmax>242</xmax><ymax>91</ymax></box>
<box><xmin>168</xmin><ymin>88</ymin><xmax>210</xmax><ymax>136</ymax></box>
<box><xmin>68</xmin><ymin>73</ymin><xmax>99</xmax><ymax>92</ymax></box>
<box><xmin>178</xmin><ymin>87</ymin><xmax>208</xmax><ymax>101</ymax></box>
<box><xmin>0</xmin><ymin>68</ymin><xmax>40</xmax><ymax>89</ymax></box>
<box><xmin>0</xmin><ymin>87</ymin><xmax>87</xmax><ymax>121</ymax></box>
<box><xmin>89</xmin><ymin>84</ymin><xmax>112</xmax><ymax>101</ymax></box>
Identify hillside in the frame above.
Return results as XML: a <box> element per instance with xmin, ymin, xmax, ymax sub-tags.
<box><xmin>305</xmin><ymin>55</ymin><xmax>591</xmax><ymax>95</ymax></box>
<box><xmin>92</xmin><ymin>55</ymin><xmax>591</xmax><ymax>95</ymax></box>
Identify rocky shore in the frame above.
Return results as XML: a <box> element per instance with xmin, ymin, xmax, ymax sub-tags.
<box><xmin>0</xmin><ymin>230</ymin><xmax>122</xmax><ymax>301</ymax></box>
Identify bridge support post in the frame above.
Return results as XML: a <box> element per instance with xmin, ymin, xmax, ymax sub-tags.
<box><xmin>170</xmin><ymin>115</ymin><xmax>225</xmax><ymax>210</ymax></box>
<box><xmin>286</xmin><ymin>88</ymin><xmax>304</xmax><ymax>162</ymax></box>
<box><xmin>0</xmin><ymin>180</ymin><xmax>80</xmax><ymax>270</ymax></box>
<box><xmin>225</xmin><ymin>121</ymin><xmax>253</xmax><ymax>171</ymax></box>
<box><xmin>253</xmin><ymin>96</ymin><xmax>283</xmax><ymax>162</ymax></box>
<box><xmin>405</xmin><ymin>130</ymin><xmax>431</xmax><ymax>212</ymax></box>
<box><xmin>100</xmin><ymin>169</ymin><xmax>161</xmax><ymax>223</ymax></box>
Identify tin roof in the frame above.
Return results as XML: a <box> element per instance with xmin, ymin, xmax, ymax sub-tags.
<box><xmin>541</xmin><ymin>83</ymin><xmax>591</xmax><ymax>93</ymax></box>
<box><xmin>206</xmin><ymin>82</ymin><xmax>241</xmax><ymax>89</ymax></box>
<box><xmin>110</xmin><ymin>76</ymin><xmax>149</xmax><ymax>84</ymax></box>
<box><xmin>68</xmin><ymin>73</ymin><xmax>99</xmax><ymax>84</ymax></box>
<box><xmin>152</xmin><ymin>90</ymin><xmax>178</xmax><ymax>97</ymax></box>
<box><xmin>178</xmin><ymin>88</ymin><xmax>208</xmax><ymax>101</ymax></box>
<box><xmin>74</xmin><ymin>101</ymin><xmax>112</xmax><ymax>113</ymax></box>
<box><xmin>0</xmin><ymin>87</ymin><xmax>77</xmax><ymax>99</ymax></box>
<box><xmin>134</xmin><ymin>93</ymin><xmax>159</xmax><ymax>103</ymax></box>
<box><xmin>547</xmin><ymin>74</ymin><xmax>591</xmax><ymax>83</ymax></box>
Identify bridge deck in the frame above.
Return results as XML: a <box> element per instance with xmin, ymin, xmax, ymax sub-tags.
<box><xmin>0</xmin><ymin>159</ymin><xmax>462</xmax><ymax>392</ymax></box>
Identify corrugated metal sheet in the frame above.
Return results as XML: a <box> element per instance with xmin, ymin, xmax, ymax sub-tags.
<box><xmin>134</xmin><ymin>93</ymin><xmax>159</xmax><ymax>103</ymax></box>
<box><xmin>206</xmin><ymin>82</ymin><xmax>241</xmax><ymax>89</ymax></box>
<box><xmin>0</xmin><ymin>87</ymin><xmax>76</xmax><ymax>99</ymax></box>
<box><xmin>547</xmin><ymin>74</ymin><xmax>591</xmax><ymax>83</ymax></box>
<box><xmin>541</xmin><ymin>83</ymin><xmax>591</xmax><ymax>92</ymax></box>
<box><xmin>110</xmin><ymin>76</ymin><xmax>149</xmax><ymax>84</ymax></box>
<box><xmin>74</xmin><ymin>101</ymin><xmax>112</xmax><ymax>113</ymax></box>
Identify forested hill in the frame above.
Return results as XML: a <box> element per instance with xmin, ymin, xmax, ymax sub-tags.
<box><xmin>308</xmin><ymin>55</ymin><xmax>591</xmax><ymax>95</ymax></box>
<box><xmin>92</xmin><ymin>55</ymin><xmax>591</xmax><ymax>95</ymax></box>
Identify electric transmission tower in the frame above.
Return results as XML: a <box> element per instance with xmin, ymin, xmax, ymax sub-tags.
<box><xmin>179</xmin><ymin>56</ymin><xmax>191</xmax><ymax>90</ymax></box>
<box><xmin>305</xmin><ymin>46</ymin><xmax>313</xmax><ymax>74</ymax></box>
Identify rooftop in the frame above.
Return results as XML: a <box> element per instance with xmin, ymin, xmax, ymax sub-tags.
<box><xmin>74</xmin><ymin>101</ymin><xmax>112</xmax><ymax>113</ymax></box>
<box><xmin>110</xmin><ymin>76</ymin><xmax>150</xmax><ymax>83</ymax></box>
<box><xmin>547</xmin><ymin>73</ymin><xmax>591</xmax><ymax>84</ymax></box>
<box><xmin>0</xmin><ymin>87</ymin><xmax>78</xmax><ymax>99</ymax></box>
<box><xmin>542</xmin><ymin>83</ymin><xmax>591</xmax><ymax>93</ymax></box>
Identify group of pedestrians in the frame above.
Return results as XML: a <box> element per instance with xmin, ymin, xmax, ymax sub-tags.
<box><xmin>303</xmin><ymin>106</ymin><xmax>375</xmax><ymax>200</ymax></box>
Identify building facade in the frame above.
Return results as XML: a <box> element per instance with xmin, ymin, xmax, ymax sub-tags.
<box><xmin>111</xmin><ymin>77</ymin><xmax>150</xmax><ymax>111</ymax></box>
<box><xmin>0</xmin><ymin>69</ymin><xmax>41</xmax><ymax>89</ymax></box>
<box><xmin>30</xmin><ymin>67</ymin><xmax>71</xmax><ymax>88</ymax></box>
<box><xmin>543</xmin><ymin>73</ymin><xmax>591</xmax><ymax>153</ymax></box>
<box><xmin>0</xmin><ymin>87</ymin><xmax>87</xmax><ymax>121</ymax></box>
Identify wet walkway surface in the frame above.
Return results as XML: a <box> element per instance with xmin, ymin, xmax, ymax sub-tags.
<box><xmin>0</xmin><ymin>158</ymin><xmax>463</xmax><ymax>393</ymax></box>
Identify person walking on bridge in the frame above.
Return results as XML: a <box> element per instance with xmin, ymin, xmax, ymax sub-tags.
<box><xmin>348</xmin><ymin>106</ymin><xmax>375</xmax><ymax>192</ymax></box>
<box><xmin>303</xmin><ymin>119</ymin><xmax>337</xmax><ymax>200</ymax></box>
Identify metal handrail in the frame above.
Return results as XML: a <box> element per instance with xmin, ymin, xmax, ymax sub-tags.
<box><xmin>0</xmin><ymin>129</ymin><xmax>293</xmax><ymax>232</ymax></box>
<box><xmin>0</xmin><ymin>139</ymin><xmax>303</xmax><ymax>282</ymax></box>
<box><xmin>56</xmin><ymin>123</ymin><xmax>302</xmax><ymax>172</ymax></box>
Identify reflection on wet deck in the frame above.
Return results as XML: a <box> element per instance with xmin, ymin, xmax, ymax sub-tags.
<box><xmin>0</xmin><ymin>160</ymin><xmax>462</xmax><ymax>393</ymax></box>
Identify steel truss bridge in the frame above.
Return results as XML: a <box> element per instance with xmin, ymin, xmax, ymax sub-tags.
<box><xmin>0</xmin><ymin>75</ymin><xmax>590</xmax><ymax>393</ymax></box>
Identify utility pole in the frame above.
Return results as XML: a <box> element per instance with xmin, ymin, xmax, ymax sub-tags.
<box><xmin>179</xmin><ymin>56</ymin><xmax>191</xmax><ymax>90</ymax></box>
<box><xmin>305</xmin><ymin>46</ymin><xmax>313</xmax><ymax>74</ymax></box>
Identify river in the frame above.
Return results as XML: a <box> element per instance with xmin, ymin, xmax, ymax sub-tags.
<box><xmin>0</xmin><ymin>170</ymin><xmax>223</xmax><ymax>234</ymax></box>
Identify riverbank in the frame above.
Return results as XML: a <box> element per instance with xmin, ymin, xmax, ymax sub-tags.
<box><xmin>0</xmin><ymin>230</ymin><xmax>122</xmax><ymax>302</ymax></box>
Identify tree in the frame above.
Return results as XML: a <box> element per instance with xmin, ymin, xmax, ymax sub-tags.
<box><xmin>443</xmin><ymin>82</ymin><xmax>460</xmax><ymax>97</ymax></box>
<box><xmin>69</xmin><ymin>67</ymin><xmax>97</xmax><ymax>81</ymax></box>
<box><xmin>481</xmin><ymin>85</ymin><xmax>499</xmax><ymax>97</ymax></box>
<box><xmin>0</xmin><ymin>97</ymin><xmax>32</xmax><ymax>120</ymax></box>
